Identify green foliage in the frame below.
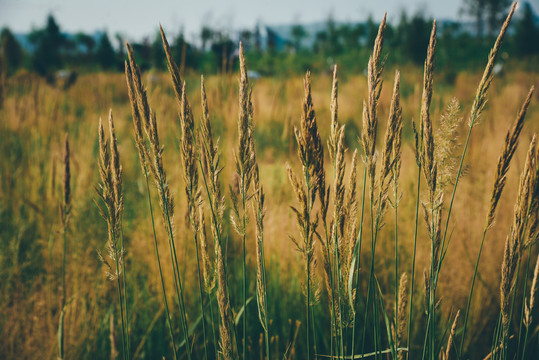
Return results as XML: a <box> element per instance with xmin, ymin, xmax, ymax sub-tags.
<box><xmin>1</xmin><ymin>28</ymin><xmax>24</xmax><ymax>75</ymax></box>
<box><xmin>29</xmin><ymin>14</ymin><xmax>64</xmax><ymax>75</ymax></box>
<box><xmin>96</xmin><ymin>32</ymin><xmax>117</xmax><ymax>70</ymax></box>
<box><xmin>515</xmin><ymin>2</ymin><xmax>539</xmax><ymax>55</ymax></box>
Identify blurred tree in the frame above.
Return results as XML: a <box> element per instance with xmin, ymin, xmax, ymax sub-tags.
<box><xmin>201</xmin><ymin>26</ymin><xmax>214</xmax><ymax>52</ymax></box>
<box><xmin>151</xmin><ymin>31</ymin><xmax>165</xmax><ymax>69</ymax></box>
<box><xmin>463</xmin><ymin>0</ymin><xmax>487</xmax><ymax>37</ymax></box>
<box><xmin>29</xmin><ymin>14</ymin><xmax>64</xmax><ymax>74</ymax></box>
<box><xmin>326</xmin><ymin>15</ymin><xmax>343</xmax><ymax>54</ymax></box>
<box><xmin>75</xmin><ymin>32</ymin><xmax>95</xmax><ymax>56</ymax></box>
<box><xmin>1</xmin><ymin>28</ymin><xmax>24</xmax><ymax>74</ymax></box>
<box><xmin>96</xmin><ymin>32</ymin><xmax>116</xmax><ymax>69</ymax></box>
<box><xmin>313</xmin><ymin>30</ymin><xmax>328</xmax><ymax>54</ymax></box>
<box><xmin>366</xmin><ymin>15</ymin><xmax>378</xmax><ymax>48</ymax></box>
<box><xmin>402</xmin><ymin>13</ymin><xmax>431</xmax><ymax>64</ymax></box>
<box><xmin>210</xmin><ymin>32</ymin><xmax>234</xmax><ymax>73</ymax></box>
<box><xmin>464</xmin><ymin>0</ymin><xmax>511</xmax><ymax>37</ymax></box>
<box><xmin>485</xmin><ymin>0</ymin><xmax>512</xmax><ymax>35</ymax></box>
<box><xmin>115</xmin><ymin>33</ymin><xmax>125</xmax><ymax>58</ymax></box>
<box><xmin>339</xmin><ymin>23</ymin><xmax>364</xmax><ymax>51</ymax></box>
<box><xmin>239</xmin><ymin>30</ymin><xmax>254</xmax><ymax>49</ymax></box>
<box><xmin>291</xmin><ymin>24</ymin><xmax>307</xmax><ymax>51</ymax></box>
<box><xmin>514</xmin><ymin>2</ymin><xmax>539</xmax><ymax>55</ymax></box>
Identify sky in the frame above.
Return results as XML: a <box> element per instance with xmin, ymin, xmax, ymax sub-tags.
<box><xmin>1</xmin><ymin>0</ymin><xmax>538</xmax><ymax>43</ymax></box>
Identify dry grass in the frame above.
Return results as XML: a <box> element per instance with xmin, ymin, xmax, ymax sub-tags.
<box><xmin>0</xmin><ymin>8</ymin><xmax>539</xmax><ymax>357</ymax></box>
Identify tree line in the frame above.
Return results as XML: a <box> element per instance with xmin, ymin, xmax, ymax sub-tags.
<box><xmin>1</xmin><ymin>2</ymin><xmax>538</xmax><ymax>79</ymax></box>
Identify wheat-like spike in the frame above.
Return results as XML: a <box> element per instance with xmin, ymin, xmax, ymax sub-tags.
<box><xmin>392</xmin><ymin>74</ymin><xmax>404</xmax><ymax>189</ymax></box>
<box><xmin>124</xmin><ymin>60</ymin><xmax>151</xmax><ymax>177</ymax></box>
<box><xmin>328</xmin><ymin>64</ymin><xmax>339</xmax><ymax>162</ymax></box>
<box><xmin>487</xmin><ymin>86</ymin><xmax>534</xmax><ymax>228</ymax></box>
<box><xmin>378</xmin><ymin>70</ymin><xmax>401</xmax><ymax>215</ymax></box>
<box><xmin>334</xmin><ymin>127</ymin><xmax>346</xmax><ymax>244</ymax></box>
<box><xmin>289</xmin><ymin>73</ymin><xmax>324</xmax><ymax>344</ymax></box>
<box><xmin>412</xmin><ymin>118</ymin><xmax>421</xmax><ymax>166</ymax></box>
<box><xmin>529</xmin><ymin>141</ymin><xmax>539</xmax><ymax>241</ymax></box>
<box><xmin>180</xmin><ymin>81</ymin><xmax>200</xmax><ymax>217</ymax></box>
<box><xmin>298</xmin><ymin>71</ymin><xmax>326</xmax><ymax>213</ymax></box>
<box><xmin>125</xmin><ymin>43</ymin><xmax>151</xmax><ymax>131</ymax></box>
<box><xmin>524</xmin><ymin>254</ymin><xmax>539</xmax><ymax>327</ymax></box>
<box><xmin>96</xmin><ymin>115</ymin><xmax>125</xmax><ymax>280</ymax></box>
<box><xmin>434</xmin><ymin>98</ymin><xmax>462</xmax><ymax>194</ymax></box>
<box><xmin>160</xmin><ymin>25</ymin><xmax>183</xmax><ymax>104</ymax></box>
<box><xmin>253</xmin><ymin>162</ymin><xmax>269</xmax><ymax>333</ymax></box>
<box><xmin>469</xmin><ymin>1</ymin><xmax>517</xmax><ymax>128</ymax></box>
<box><xmin>362</xmin><ymin>13</ymin><xmax>386</xmax><ymax>199</ymax></box>
<box><xmin>423</xmin><ymin>269</ymin><xmax>430</xmax><ymax>314</ymax></box>
<box><xmin>397</xmin><ymin>272</ymin><xmax>408</xmax><ymax>360</ymax></box>
<box><xmin>236</xmin><ymin>42</ymin><xmax>255</xmax><ymax>190</ymax></box>
<box><xmin>108</xmin><ymin>110</ymin><xmax>123</xmax><ymax>212</ymax></box>
<box><xmin>200</xmin><ymin>76</ymin><xmax>224</xmax><ymax>205</ymax></box>
<box><xmin>420</xmin><ymin>20</ymin><xmax>437</xmax><ymax>201</ymax></box>
<box><xmin>380</xmin><ymin>71</ymin><xmax>401</xmax><ymax>183</ymax></box>
<box><xmin>444</xmin><ymin>310</ymin><xmax>460</xmax><ymax>360</ymax></box>
<box><xmin>432</xmin><ymin>199</ymin><xmax>443</xmax><ymax>273</ymax></box>
<box><xmin>501</xmin><ymin>135</ymin><xmax>537</xmax><ymax>337</ymax></box>
<box><xmin>345</xmin><ymin>150</ymin><xmax>360</xmax><ymax>271</ymax></box>
<box><xmin>199</xmin><ymin>209</ymin><xmax>215</xmax><ymax>294</ymax></box>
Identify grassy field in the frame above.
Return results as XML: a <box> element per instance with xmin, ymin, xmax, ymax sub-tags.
<box><xmin>1</xmin><ymin>10</ymin><xmax>539</xmax><ymax>360</ymax></box>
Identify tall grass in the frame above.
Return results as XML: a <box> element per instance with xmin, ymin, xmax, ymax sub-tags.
<box><xmin>3</xmin><ymin>1</ymin><xmax>539</xmax><ymax>359</ymax></box>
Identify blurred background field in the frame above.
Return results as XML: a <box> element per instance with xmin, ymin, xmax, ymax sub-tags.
<box><xmin>1</xmin><ymin>1</ymin><xmax>539</xmax><ymax>359</ymax></box>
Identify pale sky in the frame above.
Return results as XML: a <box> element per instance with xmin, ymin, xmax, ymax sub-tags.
<box><xmin>1</xmin><ymin>0</ymin><xmax>537</xmax><ymax>42</ymax></box>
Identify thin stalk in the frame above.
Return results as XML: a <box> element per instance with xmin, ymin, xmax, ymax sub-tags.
<box><xmin>112</xmin><ymin>230</ymin><xmax>128</xmax><ymax>360</ymax></box>
<box><xmin>324</xmin><ymin>222</ymin><xmax>336</xmax><ymax>359</ymax></box>
<box><xmin>60</xmin><ymin>215</ymin><xmax>67</xmax><ymax>360</ymax></box>
<box><xmin>144</xmin><ymin>172</ymin><xmax>178</xmax><ymax>360</ymax></box>
<box><xmin>393</xmin><ymin>172</ymin><xmax>399</xmax><ymax>358</ymax></box>
<box><xmin>459</xmin><ymin>228</ymin><xmax>488</xmax><ymax>355</ymax></box>
<box><xmin>515</xmin><ymin>245</ymin><xmax>532</xmax><ymax>360</ymax></box>
<box><xmin>490</xmin><ymin>312</ymin><xmax>502</xmax><ymax>360</ymax></box>
<box><xmin>242</xmin><ymin>180</ymin><xmax>247</xmax><ymax>360</ymax></box>
<box><xmin>119</xmin><ymin>225</ymin><xmax>130</xmax><ymax>359</ymax></box>
<box><xmin>209</xmin><ymin>293</ymin><xmax>218</xmax><ymax>359</ymax></box>
<box><xmin>331</xmin><ymin>144</ymin><xmax>344</xmax><ymax>359</ymax></box>
<box><xmin>351</xmin><ymin>166</ymin><xmax>368</xmax><ymax>358</ymax></box>
<box><xmin>359</xmin><ymin>200</ymin><xmax>375</xmax><ymax>358</ymax></box>
<box><xmin>312</xmin><ymin>300</ymin><xmax>318</xmax><ymax>358</ymax></box>
<box><xmin>198</xmin><ymin>158</ymin><xmax>236</xmax><ymax>359</ymax></box>
<box><xmin>421</xmin><ymin>313</ymin><xmax>432</xmax><ymax>360</ymax></box>
<box><xmin>406</xmin><ymin>163</ymin><xmax>423</xmax><ymax>360</ymax></box>
<box><xmin>193</xmin><ymin>229</ymin><xmax>209</xmax><ymax>360</ymax></box>
<box><xmin>307</xmin><ymin>173</ymin><xmax>312</xmax><ymax>360</ymax></box>
<box><xmin>362</xmin><ymin>190</ymin><xmax>386</xmax><ymax>358</ymax></box>
<box><xmin>260</xmin><ymin>231</ymin><xmax>270</xmax><ymax>360</ymax></box>
<box><xmin>505</xmin><ymin>257</ymin><xmax>522</xmax><ymax>360</ymax></box>
<box><xmin>374</xmin><ymin>285</ymin><xmax>381</xmax><ymax>360</ymax></box>
<box><xmin>158</xmin><ymin>176</ymin><xmax>192</xmax><ymax>360</ymax></box>
<box><xmin>521</xmin><ymin>313</ymin><xmax>531</xmax><ymax>359</ymax></box>
<box><xmin>307</xmin><ymin>248</ymin><xmax>311</xmax><ymax>360</ymax></box>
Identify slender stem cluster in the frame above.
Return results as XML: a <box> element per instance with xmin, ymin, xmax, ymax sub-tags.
<box><xmin>125</xmin><ymin>42</ymin><xmax>191</xmax><ymax>360</ymax></box>
<box><xmin>95</xmin><ymin>111</ymin><xmax>129</xmax><ymax>360</ymax></box>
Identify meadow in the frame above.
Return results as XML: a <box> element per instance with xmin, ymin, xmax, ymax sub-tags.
<box><xmin>1</xmin><ymin>5</ymin><xmax>539</xmax><ymax>360</ymax></box>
